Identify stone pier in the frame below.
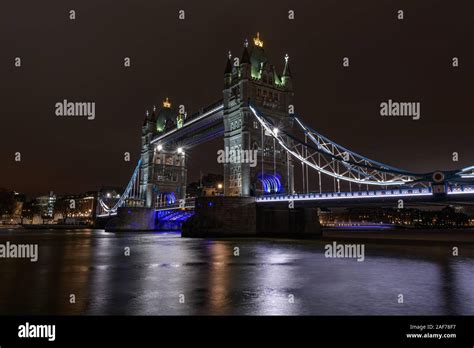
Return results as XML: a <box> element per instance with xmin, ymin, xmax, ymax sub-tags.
<box><xmin>105</xmin><ymin>207</ymin><xmax>155</xmax><ymax>232</ymax></box>
<box><xmin>182</xmin><ymin>197</ymin><xmax>257</xmax><ymax>237</ymax></box>
<box><xmin>257</xmin><ymin>206</ymin><xmax>322</xmax><ymax>237</ymax></box>
<box><xmin>182</xmin><ymin>196</ymin><xmax>321</xmax><ymax>238</ymax></box>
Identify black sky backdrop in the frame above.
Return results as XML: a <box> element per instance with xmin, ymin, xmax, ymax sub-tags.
<box><xmin>1</xmin><ymin>0</ymin><xmax>473</xmax><ymax>198</ymax></box>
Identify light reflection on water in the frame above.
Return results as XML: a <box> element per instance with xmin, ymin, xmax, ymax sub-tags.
<box><xmin>0</xmin><ymin>229</ymin><xmax>473</xmax><ymax>315</ymax></box>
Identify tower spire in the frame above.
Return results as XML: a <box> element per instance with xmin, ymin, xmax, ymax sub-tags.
<box><xmin>224</xmin><ymin>50</ymin><xmax>232</xmax><ymax>74</ymax></box>
<box><xmin>241</xmin><ymin>40</ymin><xmax>250</xmax><ymax>64</ymax></box>
<box><xmin>224</xmin><ymin>51</ymin><xmax>233</xmax><ymax>86</ymax></box>
<box><xmin>143</xmin><ymin>110</ymin><xmax>149</xmax><ymax>126</ymax></box>
<box><xmin>282</xmin><ymin>54</ymin><xmax>293</xmax><ymax>89</ymax></box>
<box><xmin>282</xmin><ymin>54</ymin><xmax>292</xmax><ymax>77</ymax></box>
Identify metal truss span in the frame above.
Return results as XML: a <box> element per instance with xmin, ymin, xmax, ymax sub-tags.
<box><xmin>249</xmin><ymin>104</ymin><xmax>427</xmax><ymax>187</ymax></box>
<box><xmin>97</xmin><ymin>159</ymin><xmax>142</xmax><ymax>216</ymax></box>
<box><xmin>257</xmin><ymin>187</ymin><xmax>433</xmax><ymax>203</ymax></box>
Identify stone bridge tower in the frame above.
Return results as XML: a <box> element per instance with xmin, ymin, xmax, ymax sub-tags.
<box><xmin>223</xmin><ymin>33</ymin><xmax>295</xmax><ymax>196</ymax></box>
<box><xmin>140</xmin><ymin>98</ymin><xmax>187</xmax><ymax>208</ymax></box>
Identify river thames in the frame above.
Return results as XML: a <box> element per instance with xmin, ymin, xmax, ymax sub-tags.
<box><xmin>0</xmin><ymin>228</ymin><xmax>473</xmax><ymax>315</ymax></box>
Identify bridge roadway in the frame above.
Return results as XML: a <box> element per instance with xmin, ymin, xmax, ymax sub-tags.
<box><xmin>255</xmin><ymin>185</ymin><xmax>474</xmax><ymax>208</ymax></box>
<box><xmin>150</xmin><ymin>100</ymin><xmax>224</xmax><ymax>148</ymax></box>
<box><xmin>149</xmin><ymin>185</ymin><xmax>474</xmax><ymax>212</ymax></box>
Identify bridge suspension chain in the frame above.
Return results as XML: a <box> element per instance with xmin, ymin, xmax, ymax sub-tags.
<box><xmin>249</xmin><ymin>105</ymin><xmax>424</xmax><ymax>187</ymax></box>
<box><xmin>97</xmin><ymin>159</ymin><xmax>142</xmax><ymax>215</ymax></box>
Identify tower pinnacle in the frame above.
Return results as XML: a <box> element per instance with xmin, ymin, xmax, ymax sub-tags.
<box><xmin>224</xmin><ymin>51</ymin><xmax>233</xmax><ymax>75</ymax></box>
<box><xmin>253</xmin><ymin>32</ymin><xmax>264</xmax><ymax>48</ymax></box>
<box><xmin>282</xmin><ymin>53</ymin><xmax>292</xmax><ymax>77</ymax></box>
<box><xmin>163</xmin><ymin>97</ymin><xmax>171</xmax><ymax>108</ymax></box>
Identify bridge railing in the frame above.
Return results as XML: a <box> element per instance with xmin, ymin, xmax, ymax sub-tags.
<box><xmin>447</xmin><ymin>184</ymin><xmax>474</xmax><ymax>194</ymax></box>
<box><xmin>256</xmin><ymin>187</ymin><xmax>433</xmax><ymax>202</ymax></box>
<box><xmin>185</xmin><ymin>99</ymin><xmax>223</xmax><ymax>122</ymax></box>
<box><xmin>155</xmin><ymin>197</ymin><xmax>196</xmax><ymax>211</ymax></box>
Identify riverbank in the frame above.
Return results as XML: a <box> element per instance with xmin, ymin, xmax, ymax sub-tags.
<box><xmin>322</xmin><ymin>228</ymin><xmax>474</xmax><ymax>244</ymax></box>
<box><xmin>20</xmin><ymin>224</ymin><xmax>93</xmax><ymax>230</ymax></box>
<box><xmin>4</xmin><ymin>225</ymin><xmax>474</xmax><ymax>244</ymax></box>
<box><xmin>0</xmin><ymin>225</ymin><xmax>21</xmax><ymax>229</ymax></box>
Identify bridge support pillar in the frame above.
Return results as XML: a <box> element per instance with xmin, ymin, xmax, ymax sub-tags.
<box><xmin>257</xmin><ymin>206</ymin><xmax>322</xmax><ymax>237</ymax></box>
<box><xmin>301</xmin><ymin>208</ymin><xmax>322</xmax><ymax>236</ymax></box>
<box><xmin>105</xmin><ymin>207</ymin><xmax>156</xmax><ymax>232</ymax></box>
<box><xmin>182</xmin><ymin>197</ymin><xmax>321</xmax><ymax>238</ymax></box>
<box><xmin>182</xmin><ymin>196</ymin><xmax>257</xmax><ymax>237</ymax></box>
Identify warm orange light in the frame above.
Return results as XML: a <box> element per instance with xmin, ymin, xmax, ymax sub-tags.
<box><xmin>163</xmin><ymin>97</ymin><xmax>171</xmax><ymax>108</ymax></box>
<box><xmin>253</xmin><ymin>32</ymin><xmax>263</xmax><ymax>48</ymax></box>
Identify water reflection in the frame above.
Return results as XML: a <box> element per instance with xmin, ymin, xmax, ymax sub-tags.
<box><xmin>0</xmin><ymin>230</ymin><xmax>93</xmax><ymax>314</ymax></box>
<box><xmin>0</xmin><ymin>229</ymin><xmax>473</xmax><ymax>315</ymax></box>
<box><xmin>206</xmin><ymin>242</ymin><xmax>231</xmax><ymax>315</ymax></box>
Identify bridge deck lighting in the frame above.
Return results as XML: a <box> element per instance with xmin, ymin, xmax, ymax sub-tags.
<box><xmin>157</xmin><ymin>144</ymin><xmax>163</xmax><ymax>151</ymax></box>
<box><xmin>273</xmin><ymin>127</ymin><xmax>279</xmax><ymax>136</ymax></box>
<box><xmin>177</xmin><ymin>147</ymin><xmax>183</xmax><ymax>154</ymax></box>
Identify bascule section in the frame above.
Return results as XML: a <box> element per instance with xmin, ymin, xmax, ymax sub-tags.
<box><xmin>140</xmin><ymin>98</ymin><xmax>187</xmax><ymax>209</ymax></box>
<box><xmin>223</xmin><ymin>33</ymin><xmax>295</xmax><ymax>196</ymax></box>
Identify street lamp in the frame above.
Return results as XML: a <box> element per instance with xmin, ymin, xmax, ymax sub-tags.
<box><xmin>177</xmin><ymin>147</ymin><xmax>183</xmax><ymax>154</ymax></box>
<box><xmin>217</xmin><ymin>183</ymin><xmax>223</xmax><ymax>189</ymax></box>
<box><xmin>157</xmin><ymin>144</ymin><xmax>163</xmax><ymax>151</ymax></box>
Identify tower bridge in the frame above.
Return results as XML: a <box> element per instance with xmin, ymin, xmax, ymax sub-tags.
<box><xmin>97</xmin><ymin>33</ymin><xmax>474</xmax><ymax>235</ymax></box>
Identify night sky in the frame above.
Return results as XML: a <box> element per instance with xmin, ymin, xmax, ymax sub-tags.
<box><xmin>1</xmin><ymin>0</ymin><xmax>473</xmax><ymax>198</ymax></box>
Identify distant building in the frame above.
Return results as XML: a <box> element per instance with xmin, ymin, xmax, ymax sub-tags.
<box><xmin>54</xmin><ymin>192</ymin><xmax>97</xmax><ymax>224</ymax></box>
<box><xmin>0</xmin><ymin>190</ymin><xmax>25</xmax><ymax>224</ymax></box>
<box><xmin>187</xmin><ymin>173</ymin><xmax>223</xmax><ymax>197</ymax></box>
<box><xmin>24</xmin><ymin>191</ymin><xmax>98</xmax><ymax>225</ymax></box>
<box><xmin>33</xmin><ymin>191</ymin><xmax>56</xmax><ymax>219</ymax></box>
<box><xmin>319</xmin><ymin>206</ymin><xmax>470</xmax><ymax>228</ymax></box>
<box><xmin>201</xmin><ymin>185</ymin><xmax>223</xmax><ymax>197</ymax></box>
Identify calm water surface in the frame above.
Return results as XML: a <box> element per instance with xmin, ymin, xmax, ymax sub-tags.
<box><xmin>0</xmin><ymin>228</ymin><xmax>473</xmax><ymax>315</ymax></box>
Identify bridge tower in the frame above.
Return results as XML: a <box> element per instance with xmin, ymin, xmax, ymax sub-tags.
<box><xmin>223</xmin><ymin>33</ymin><xmax>295</xmax><ymax>196</ymax></box>
<box><xmin>140</xmin><ymin>98</ymin><xmax>187</xmax><ymax>208</ymax></box>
